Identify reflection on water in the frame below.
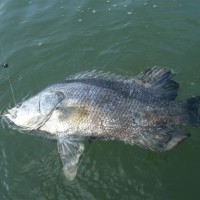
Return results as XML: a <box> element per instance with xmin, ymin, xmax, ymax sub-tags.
<box><xmin>0</xmin><ymin>146</ymin><xmax>10</xmax><ymax>199</ymax></box>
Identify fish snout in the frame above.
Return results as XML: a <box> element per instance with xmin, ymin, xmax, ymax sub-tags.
<box><xmin>3</xmin><ymin>109</ymin><xmax>17</xmax><ymax>120</ymax></box>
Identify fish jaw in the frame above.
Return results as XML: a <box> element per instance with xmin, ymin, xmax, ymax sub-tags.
<box><xmin>3</xmin><ymin>107</ymin><xmax>41</xmax><ymax>131</ymax></box>
<box><xmin>3</xmin><ymin>109</ymin><xmax>30</xmax><ymax>131</ymax></box>
<box><xmin>3</xmin><ymin>108</ymin><xmax>17</xmax><ymax>126</ymax></box>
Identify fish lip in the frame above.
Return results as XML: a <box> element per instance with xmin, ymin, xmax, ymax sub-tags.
<box><xmin>2</xmin><ymin>112</ymin><xmax>15</xmax><ymax>126</ymax></box>
<box><xmin>2</xmin><ymin>112</ymin><xmax>28</xmax><ymax>131</ymax></box>
<box><xmin>6</xmin><ymin>109</ymin><xmax>17</xmax><ymax>119</ymax></box>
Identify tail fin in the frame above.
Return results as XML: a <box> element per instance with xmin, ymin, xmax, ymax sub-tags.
<box><xmin>132</xmin><ymin>127</ymin><xmax>190</xmax><ymax>152</ymax></box>
<box><xmin>186</xmin><ymin>96</ymin><xmax>200</xmax><ymax>126</ymax></box>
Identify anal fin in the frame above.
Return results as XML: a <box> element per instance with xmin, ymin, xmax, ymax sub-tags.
<box><xmin>132</xmin><ymin>127</ymin><xmax>190</xmax><ymax>152</ymax></box>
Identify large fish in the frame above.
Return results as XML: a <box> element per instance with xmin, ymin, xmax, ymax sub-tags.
<box><xmin>3</xmin><ymin>67</ymin><xmax>200</xmax><ymax>180</ymax></box>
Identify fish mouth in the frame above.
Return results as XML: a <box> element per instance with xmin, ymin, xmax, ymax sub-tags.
<box><xmin>2</xmin><ymin>113</ymin><xmax>29</xmax><ymax>132</ymax></box>
<box><xmin>2</xmin><ymin>110</ymin><xmax>26</xmax><ymax>131</ymax></box>
<box><xmin>3</xmin><ymin>108</ymin><xmax>17</xmax><ymax>122</ymax></box>
<box><xmin>2</xmin><ymin>112</ymin><xmax>16</xmax><ymax>127</ymax></box>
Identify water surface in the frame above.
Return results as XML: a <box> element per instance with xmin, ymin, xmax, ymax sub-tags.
<box><xmin>0</xmin><ymin>0</ymin><xmax>200</xmax><ymax>199</ymax></box>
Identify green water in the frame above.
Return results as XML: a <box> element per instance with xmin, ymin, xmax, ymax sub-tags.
<box><xmin>0</xmin><ymin>0</ymin><xmax>200</xmax><ymax>199</ymax></box>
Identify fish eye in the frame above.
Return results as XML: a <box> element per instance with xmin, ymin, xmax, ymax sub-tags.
<box><xmin>16</xmin><ymin>103</ymin><xmax>22</xmax><ymax>108</ymax></box>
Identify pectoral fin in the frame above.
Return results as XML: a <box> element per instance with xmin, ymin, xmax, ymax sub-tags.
<box><xmin>57</xmin><ymin>138</ymin><xmax>84</xmax><ymax>180</ymax></box>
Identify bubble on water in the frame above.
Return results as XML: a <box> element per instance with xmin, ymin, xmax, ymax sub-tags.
<box><xmin>108</xmin><ymin>8</ymin><xmax>111</xmax><ymax>11</ymax></box>
<box><xmin>112</xmin><ymin>4</ymin><xmax>117</xmax><ymax>7</ymax></box>
<box><xmin>106</xmin><ymin>0</ymin><xmax>110</xmax><ymax>2</ymax></box>
<box><xmin>190</xmin><ymin>82</ymin><xmax>195</xmax><ymax>86</ymax></box>
<box><xmin>127</xmin><ymin>11</ymin><xmax>132</xmax><ymax>15</ymax></box>
<box><xmin>78</xmin><ymin>19</ymin><xmax>82</xmax><ymax>22</ymax></box>
<box><xmin>87</xmin><ymin>7</ymin><xmax>90</xmax><ymax>10</ymax></box>
<box><xmin>60</xmin><ymin>6</ymin><xmax>64</xmax><ymax>9</ymax></box>
<box><xmin>145</xmin><ymin>25</ymin><xmax>149</xmax><ymax>28</ymax></box>
<box><xmin>38</xmin><ymin>42</ymin><xmax>42</xmax><ymax>46</ymax></box>
<box><xmin>144</xmin><ymin>2</ymin><xmax>148</xmax><ymax>6</ymax></box>
<box><xmin>29</xmin><ymin>1</ymin><xmax>32</xmax><ymax>4</ymax></box>
<box><xmin>92</xmin><ymin>10</ymin><xmax>96</xmax><ymax>13</ymax></box>
<box><xmin>153</xmin><ymin>5</ymin><xmax>158</xmax><ymax>8</ymax></box>
<box><xmin>124</xmin><ymin>5</ymin><xmax>128</xmax><ymax>8</ymax></box>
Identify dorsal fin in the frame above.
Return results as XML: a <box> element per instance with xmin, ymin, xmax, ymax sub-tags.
<box><xmin>64</xmin><ymin>67</ymin><xmax>179</xmax><ymax>102</ymax></box>
<box><xmin>135</xmin><ymin>67</ymin><xmax>175</xmax><ymax>87</ymax></box>
<box><xmin>133</xmin><ymin>66</ymin><xmax>179</xmax><ymax>101</ymax></box>
<box><xmin>65</xmin><ymin>70</ymin><xmax>132</xmax><ymax>98</ymax></box>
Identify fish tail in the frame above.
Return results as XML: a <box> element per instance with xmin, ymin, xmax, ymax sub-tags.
<box><xmin>186</xmin><ymin>96</ymin><xmax>200</xmax><ymax>126</ymax></box>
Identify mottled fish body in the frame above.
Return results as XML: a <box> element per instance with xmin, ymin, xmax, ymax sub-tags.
<box><xmin>3</xmin><ymin>67</ymin><xmax>200</xmax><ymax>180</ymax></box>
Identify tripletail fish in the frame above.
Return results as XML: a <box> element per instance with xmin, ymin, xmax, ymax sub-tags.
<box><xmin>3</xmin><ymin>67</ymin><xmax>200</xmax><ymax>180</ymax></box>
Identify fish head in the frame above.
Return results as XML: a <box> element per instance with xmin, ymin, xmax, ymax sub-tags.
<box><xmin>3</xmin><ymin>91</ymin><xmax>64</xmax><ymax>131</ymax></box>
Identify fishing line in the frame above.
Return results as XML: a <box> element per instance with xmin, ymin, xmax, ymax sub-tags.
<box><xmin>0</xmin><ymin>40</ymin><xmax>16</xmax><ymax>106</ymax></box>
